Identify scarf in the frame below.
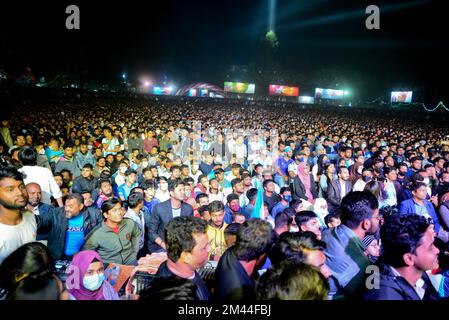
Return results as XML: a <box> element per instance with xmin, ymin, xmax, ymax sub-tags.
<box><xmin>68</xmin><ymin>250</ymin><xmax>105</xmax><ymax>300</ymax></box>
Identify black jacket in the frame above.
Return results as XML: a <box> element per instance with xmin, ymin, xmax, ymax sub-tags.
<box><xmin>36</xmin><ymin>206</ymin><xmax>103</xmax><ymax>260</ymax></box>
<box><xmin>215</xmin><ymin>247</ymin><xmax>256</xmax><ymax>301</ymax></box>
<box><xmin>155</xmin><ymin>261</ymin><xmax>211</xmax><ymax>300</ymax></box>
<box><xmin>326</xmin><ymin>179</ymin><xmax>353</xmax><ymax>213</ymax></box>
<box><xmin>363</xmin><ymin>262</ymin><xmax>441</xmax><ymax>300</ymax></box>
<box><xmin>71</xmin><ymin>176</ymin><xmax>97</xmax><ymax>194</ymax></box>
<box><xmin>147</xmin><ymin>199</ymin><xmax>193</xmax><ymax>253</ymax></box>
<box><xmin>289</xmin><ymin>175</ymin><xmax>318</xmax><ymax>202</ymax></box>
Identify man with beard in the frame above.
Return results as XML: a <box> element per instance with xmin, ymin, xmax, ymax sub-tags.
<box><xmin>322</xmin><ymin>191</ymin><xmax>380</xmax><ymax>300</ymax></box>
<box><xmin>0</xmin><ymin>167</ymin><xmax>36</xmax><ymax>264</ymax></box>
<box><xmin>95</xmin><ymin>179</ymin><xmax>115</xmax><ymax>209</ymax></box>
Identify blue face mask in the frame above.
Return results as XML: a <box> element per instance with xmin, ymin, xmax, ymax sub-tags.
<box><xmin>83</xmin><ymin>273</ymin><xmax>105</xmax><ymax>291</ymax></box>
<box><xmin>284</xmin><ymin>195</ymin><xmax>292</xmax><ymax>203</ymax></box>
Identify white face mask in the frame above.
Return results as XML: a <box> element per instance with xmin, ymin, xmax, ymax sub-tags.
<box><xmin>88</xmin><ymin>145</ymin><xmax>93</xmax><ymax>150</ymax></box>
<box><xmin>423</xmin><ymin>178</ymin><xmax>430</xmax><ymax>185</ymax></box>
<box><xmin>289</xmin><ymin>225</ymin><xmax>299</xmax><ymax>233</ymax></box>
<box><xmin>141</xmin><ymin>162</ymin><xmax>149</xmax><ymax>168</ymax></box>
<box><xmin>120</xmin><ymin>167</ymin><xmax>127</xmax><ymax>174</ymax></box>
<box><xmin>83</xmin><ymin>273</ymin><xmax>104</xmax><ymax>291</ymax></box>
<box><xmin>160</xmin><ymin>183</ymin><xmax>168</xmax><ymax>191</ymax></box>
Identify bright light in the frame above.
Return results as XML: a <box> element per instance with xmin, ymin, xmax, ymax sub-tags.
<box><xmin>344</xmin><ymin>90</ymin><xmax>350</xmax><ymax>95</ymax></box>
<box><xmin>122</xmin><ymin>73</ymin><xmax>126</xmax><ymax>79</ymax></box>
<box><xmin>144</xmin><ymin>81</ymin><xmax>150</xmax><ymax>87</ymax></box>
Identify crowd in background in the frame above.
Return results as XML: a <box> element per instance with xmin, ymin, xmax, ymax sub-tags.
<box><xmin>1</xmin><ymin>93</ymin><xmax>449</xmax><ymax>300</ymax></box>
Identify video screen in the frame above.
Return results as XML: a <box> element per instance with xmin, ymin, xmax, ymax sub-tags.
<box><xmin>298</xmin><ymin>96</ymin><xmax>315</xmax><ymax>104</ymax></box>
<box><xmin>391</xmin><ymin>91</ymin><xmax>413</xmax><ymax>103</ymax></box>
<box><xmin>153</xmin><ymin>86</ymin><xmax>174</xmax><ymax>95</ymax></box>
<box><xmin>224</xmin><ymin>82</ymin><xmax>255</xmax><ymax>94</ymax></box>
<box><xmin>188</xmin><ymin>88</ymin><xmax>197</xmax><ymax>97</ymax></box>
<box><xmin>315</xmin><ymin>88</ymin><xmax>344</xmax><ymax>100</ymax></box>
<box><xmin>269</xmin><ymin>85</ymin><xmax>299</xmax><ymax>96</ymax></box>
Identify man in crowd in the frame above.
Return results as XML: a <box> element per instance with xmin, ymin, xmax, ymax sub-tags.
<box><xmin>147</xmin><ymin>179</ymin><xmax>193</xmax><ymax>253</ymax></box>
<box><xmin>36</xmin><ymin>193</ymin><xmax>103</xmax><ymax>260</ymax></box>
<box><xmin>215</xmin><ymin>219</ymin><xmax>275</xmax><ymax>300</ymax></box>
<box><xmin>364</xmin><ymin>214</ymin><xmax>440</xmax><ymax>300</ymax></box>
<box><xmin>0</xmin><ymin>167</ymin><xmax>36</xmax><ymax>264</ymax></box>
<box><xmin>322</xmin><ymin>191</ymin><xmax>380</xmax><ymax>299</ymax></box>
<box><xmin>154</xmin><ymin>216</ymin><xmax>211</xmax><ymax>300</ymax></box>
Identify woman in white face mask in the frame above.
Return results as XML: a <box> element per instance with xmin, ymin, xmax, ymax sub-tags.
<box><xmin>67</xmin><ymin>250</ymin><xmax>119</xmax><ymax>300</ymax></box>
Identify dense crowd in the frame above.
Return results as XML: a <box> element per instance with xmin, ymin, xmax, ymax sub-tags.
<box><xmin>1</xmin><ymin>94</ymin><xmax>449</xmax><ymax>300</ymax></box>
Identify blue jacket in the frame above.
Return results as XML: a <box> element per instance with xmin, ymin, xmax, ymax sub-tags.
<box><xmin>322</xmin><ymin>224</ymin><xmax>370</xmax><ymax>300</ymax></box>
<box><xmin>398</xmin><ymin>198</ymin><xmax>440</xmax><ymax>233</ymax></box>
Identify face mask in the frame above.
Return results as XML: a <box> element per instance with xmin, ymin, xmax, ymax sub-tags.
<box><xmin>363</xmin><ymin>176</ymin><xmax>372</xmax><ymax>183</ymax></box>
<box><xmin>38</xmin><ymin>149</ymin><xmax>46</xmax><ymax>155</ymax></box>
<box><xmin>230</xmin><ymin>204</ymin><xmax>240</xmax><ymax>212</ymax></box>
<box><xmin>156</xmin><ymin>130</ymin><xmax>161</xmax><ymax>135</ymax></box>
<box><xmin>120</xmin><ymin>167</ymin><xmax>127</xmax><ymax>174</ymax></box>
<box><xmin>141</xmin><ymin>162</ymin><xmax>148</xmax><ymax>168</ymax></box>
<box><xmin>88</xmin><ymin>145</ymin><xmax>93</xmax><ymax>150</ymax></box>
<box><xmin>357</xmin><ymin>166</ymin><xmax>363</xmax><ymax>175</ymax></box>
<box><xmin>284</xmin><ymin>195</ymin><xmax>292</xmax><ymax>202</ymax></box>
<box><xmin>361</xmin><ymin>143</ymin><xmax>367</xmax><ymax>149</ymax></box>
<box><xmin>83</xmin><ymin>273</ymin><xmax>104</xmax><ymax>291</ymax></box>
<box><xmin>185</xmin><ymin>190</ymin><xmax>191</xmax><ymax>198</ymax></box>
<box><xmin>423</xmin><ymin>178</ymin><xmax>430</xmax><ymax>185</ymax></box>
<box><xmin>192</xmin><ymin>165</ymin><xmax>199</xmax><ymax>171</ymax></box>
<box><xmin>160</xmin><ymin>183</ymin><xmax>168</xmax><ymax>191</ymax></box>
<box><xmin>442</xmin><ymin>182</ymin><xmax>449</xmax><ymax>188</ymax></box>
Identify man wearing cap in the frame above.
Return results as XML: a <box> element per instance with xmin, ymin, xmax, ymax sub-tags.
<box><xmin>274</xmin><ymin>146</ymin><xmax>294</xmax><ymax>188</ymax></box>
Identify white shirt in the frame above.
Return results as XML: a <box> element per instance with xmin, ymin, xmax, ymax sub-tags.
<box><xmin>209</xmin><ymin>192</ymin><xmax>226</xmax><ymax>204</ymax></box>
<box><xmin>340</xmin><ymin>180</ymin><xmax>348</xmax><ymax>199</ymax></box>
<box><xmin>19</xmin><ymin>165</ymin><xmax>62</xmax><ymax>204</ymax></box>
<box><xmin>155</xmin><ymin>189</ymin><xmax>171</xmax><ymax>202</ymax></box>
<box><xmin>352</xmin><ymin>179</ymin><xmax>367</xmax><ymax>192</ymax></box>
<box><xmin>0</xmin><ymin>211</ymin><xmax>37</xmax><ymax>265</ymax></box>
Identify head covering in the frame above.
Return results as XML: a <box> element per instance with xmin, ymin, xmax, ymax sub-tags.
<box><xmin>362</xmin><ymin>235</ymin><xmax>376</xmax><ymax>250</ymax></box>
<box><xmin>68</xmin><ymin>250</ymin><xmax>105</xmax><ymax>300</ymax></box>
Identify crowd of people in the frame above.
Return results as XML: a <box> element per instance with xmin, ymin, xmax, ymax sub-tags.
<box><xmin>1</xmin><ymin>92</ymin><xmax>449</xmax><ymax>300</ymax></box>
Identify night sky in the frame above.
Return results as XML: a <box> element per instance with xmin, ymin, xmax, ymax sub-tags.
<box><xmin>0</xmin><ymin>0</ymin><xmax>448</xmax><ymax>103</ymax></box>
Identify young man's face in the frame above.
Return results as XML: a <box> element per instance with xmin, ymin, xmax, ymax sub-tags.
<box><xmin>104</xmin><ymin>203</ymin><xmax>125</xmax><ymax>223</ymax></box>
<box><xmin>100</xmin><ymin>182</ymin><xmax>113</xmax><ymax>196</ymax></box>
<box><xmin>182</xmin><ymin>232</ymin><xmax>210</xmax><ymax>270</ymax></box>
<box><xmin>171</xmin><ymin>184</ymin><xmax>186</xmax><ymax>201</ymax></box>
<box><xmin>81</xmin><ymin>167</ymin><xmax>93</xmax><ymax>179</ymax></box>
<box><xmin>300</xmin><ymin>217</ymin><xmax>322</xmax><ymax>240</ymax></box>
<box><xmin>0</xmin><ymin>178</ymin><xmax>28</xmax><ymax>210</ymax></box>
<box><xmin>127</xmin><ymin>173</ymin><xmax>137</xmax><ymax>184</ymax></box>
<box><xmin>339</xmin><ymin>168</ymin><xmax>350</xmax><ymax>181</ymax></box>
<box><xmin>210</xmin><ymin>210</ymin><xmax>225</xmax><ymax>228</ymax></box>
<box><xmin>64</xmin><ymin>147</ymin><xmax>74</xmax><ymax>158</ymax></box>
<box><xmin>411</xmin><ymin>226</ymin><xmax>439</xmax><ymax>272</ymax></box>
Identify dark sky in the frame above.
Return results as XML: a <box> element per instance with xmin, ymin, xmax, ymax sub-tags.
<box><xmin>0</xmin><ymin>0</ymin><xmax>448</xmax><ymax>103</ymax></box>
